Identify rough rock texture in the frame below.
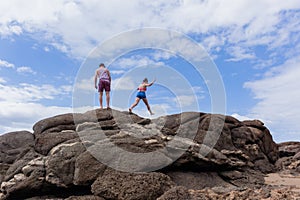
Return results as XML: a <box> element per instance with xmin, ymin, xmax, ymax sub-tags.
<box><xmin>276</xmin><ymin>142</ymin><xmax>300</xmax><ymax>173</ymax></box>
<box><xmin>157</xmin><ymin>186</ymin><xmax>190</xmax><ymax>200</ymax></box>
<box><xmin>91</xmin><ymin>169</ymin><xmax>174</xmax><ymax>200</ymax></box>
<box><xmin>0</xmin><ymin>131</ymin><xmax>34</xmax><ymax>183</ymax></box>
<box><xmin>0</xmin><ymin>131</ymin><xmax>34</xmax><ymax>164</ymax></box>
<box><xmin>188</xmin><ymin>186</ymin><xmax>300</xmax><ymax>200</ymax></box>
<box><xmin>0</xmin><ymin>108</ymin><xmax>298</xmax><ymax>200</ymax></box>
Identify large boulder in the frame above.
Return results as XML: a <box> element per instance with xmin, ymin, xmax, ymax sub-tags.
<box><xmin>278</xmin><ymin>142</ymin><xmax>300</xmax><ymax>157</ymax></box>
<box><xmin>73</xmin><ymin>151</ymin><xmax>107</xmax><ymax>185</ymax></box>
<box><xmin>0</xmin><ymin>131</ymin><xmax>34</xmax><ymax>183</ymax></box>
<box><xmin>1</xmin><ymin>156</ymin><xmax>47</xmax><ymax>199</ymax></box>
<box><xmin>34</xmin><ymin>130</ymin><xmax>79</xmax><ymax>155</ymax></box>
<box><xmin>91</xmin><ymin>169</ymin><xmax>174</xmax><ymax>200</ymax></box>
<box><xmin>0</xmin><ymin>108</ymin><xmax>283</xmax><ymax>199</ymax></box>
<box><xmin>276</xmin><ymin>142</ymin><xmax>300</xmax><ymax>173</ymax></box>
<box><xmin>0</xmin><ymin>131</ymin><xmax>34</xmax><ymax>165</ymax></box>
<box><xmin>33</xmin><ymin>109</ymin><xmax>142</xmax><ymax>156</ymax></box>
<box><xmin>3</xmin><ymin>148</ymin><xmax>41</xmax><ymax>182</ymax></box>
<box><xmin>45</xmin><ymin>140</ymin><xmax>86</xmax><ymax>187</ymax></box>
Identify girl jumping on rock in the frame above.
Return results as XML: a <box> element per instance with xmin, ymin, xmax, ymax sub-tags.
<box><xmin>129</xmin><ymin>78</ymin><xmax>155</xmax><ymax>115</ymax></box>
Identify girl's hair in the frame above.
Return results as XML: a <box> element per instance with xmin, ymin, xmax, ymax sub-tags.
<box><xmin>99</xmin><ymin>63</ymin><xmax>105</xmax><ymax>67</ymax></box>
<box><xmin>143</xmin><ymin>78</ymin><xmax>148</xmax><ymax>83</ymax></box>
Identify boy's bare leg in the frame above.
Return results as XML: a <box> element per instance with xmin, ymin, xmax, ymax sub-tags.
<box><xmin>106</xmin><ymin>92</ymin><xmax>110</xmax><ymax>109</ymax></box>
<box><xmin>99</xmin><ymin>92</ymin><xmax>103</xmax><ymax>109</ymax></box>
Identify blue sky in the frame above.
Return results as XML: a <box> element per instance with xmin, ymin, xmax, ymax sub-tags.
<box><xmin>0</xmin><ymin>0</ymin><xmax>300</xmax><ymax>143</ymax></box>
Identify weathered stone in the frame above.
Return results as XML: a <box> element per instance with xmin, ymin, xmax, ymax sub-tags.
<box><xmin>1</xmin><ymin>108</ymin><xmax>292</xmax><ymax>200</ymax></box>
<box><xmin>4</xmin><ymin>147</ymin><xmax>41</xmax><ymax>181</ymax></box>
<box><xmin>278</xmin><ymin>142</ymin><xmax>300</xmax><ymax>157</ymax></box>
<box><xmin>137</xmin><ymin>118</ymin><xmax>151</xmax><ymax>125</ymax></box>
<box><xmin>242</xmin><ymin>119</ymin><xmax>265</xmax><ymax>130</ymax></box>
<box><xmin>157</xmin><ymin>186</ymin><xmax>190</xmax><ymax>200</ymax></box>
<box><xmin>0</xmin><ymin>164</ymin><xmax>9</xmax><ymax>183</ymax></box>
<box><xmin>91</xmin><ymin>169</ymin><xmax>174</xmax><ymax>200</ymax></box>
<box><xmin>33</xmin><ymin>113</ymin><xmax>76</xmax><ymax>135</ymax></box>
<box><xmin>65</xmin><ymin>196</ymin><xmax>105</xmax><ymax>200</ymax></box>
<box><xmin>0</xmin><ymin>131</ymin><xmax>34</xmax><ymax>165</ymax></box>
<box><xmin>166</xmin><ymin>171</ymin><xmax>233</xmax><ymax>190</ymax></box>
<box><xmin>35</xmin><ymin>130</ymin><xmax>78</xmax><ymax>155</ymax></box>
<box><xmin>1</xmin><ymin>159</ymin><xmax>46</xmax><ymax>200</ymax></box>
<box><xmin>73</xmin><ymin>151</ymin><xmax>106</xmax><ymax>185</ymax></box>
<box><xmin>46</xmin><ymin>141</ymin><xmax>86</xmax><ymax>187</ymax></box>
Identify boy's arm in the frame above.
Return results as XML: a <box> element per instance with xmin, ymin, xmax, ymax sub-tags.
<box><xmin>107</xmin><ymin>69</ymin><xmax>111</xmax><ymax>82</ymax></box>
<box><xmin>94</xmin><ymin>72</ymin><xmax>98</xmax><ymax>89</ymax></box>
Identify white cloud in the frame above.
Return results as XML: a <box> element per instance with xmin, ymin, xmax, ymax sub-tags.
<box><xmin>110</xmin><ymin>70</ymin><xmax>126</xmax><ymax>75</ymax></box>
<box><xmin>74</xmin><ymin>76</ymin><xmax>95</xmax><ymax>92</ymax></box>
<box><xmin>225</xmin><ymin>46</ymin><xmax>256</xmax><ymax>62</ymax></box>
<box><xmin>111</xmin><ymin>55</ymin><xmax>165</xmax><ymax>70</ymax></box>
<box><xmin>0</xmin><ymin>83</ymin><xmax>72</xmax><ymax>103</ymax></box>
<box><xmin>0</xmin><ymin>0</ymin><xmax>298</xmax><ymax>60</ymax></box>
<box><xmin>231</xmin><ymin>113</ymin><xmax>251</xmax><ymax>121</ymax></box>
<box><xmin>173</xmin><ymin>95</ymin><xmax>197</xmax><ymax>107</ymax></box>
<box><xmin>44</xmin><ymin>46</ymin><xmax>50</xmax><ymax>52</ymax></box>
<box><xmin>17</xmin><ymin>66</ymin><xmax>37</xmax><ymax>75</ymax></box>
<box><xmin>0</xmin><ymin>81</ymin><xmax>74</xmax><ymax>135</ymax></box>
<box><xmin>0</xmin><ymin>77</ymin><xmax>6</xmax><ymax>83</ymax></box>
<box><xmin>152</xmin><ymin>51</ymin><xmax>175</xmax><ymax>61</ymax></box>
<box><xmin>112</xmin><ymin>76</ymin><xmax>136</xmax><ymax>91</ymax></box>
<box><xmin>202</xmin><ymin>35</ymin><xmax>225</xmax><ymax>52</ymax></box>
<box><xmin>192</xmin><ymin>86</ymin><xmax>206</xmax><ymax>98</ymax></box>
<box><xmin>244</xmin><ymin>56</ymin><xmax>300</xmax><ymax>140</ymax></box>
<box><xmin>0</xmin><ymin>101</ymin><xmax>72</xmax><ymax>134</ymax></box>
<box><xmin>0</xmin><ymin>59</ymin><xmax>14</xmax><ymax>68</ymax></box>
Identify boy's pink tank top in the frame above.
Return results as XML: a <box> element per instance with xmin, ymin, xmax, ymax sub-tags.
<box><xmin>97</xmin><ymin>68</ymin><xmax>109</xmax><ymax>81</ymax></box>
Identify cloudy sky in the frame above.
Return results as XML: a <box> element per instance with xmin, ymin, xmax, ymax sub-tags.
<box><xmin>0</xmin><ymin>0</ymin><xmax>299</xmax><ymax>142</ymax></box>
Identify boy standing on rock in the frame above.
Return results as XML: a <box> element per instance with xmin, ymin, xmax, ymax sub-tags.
<box><xmin>94</xmin><ymin>63</ymin><xmax>111</xmax><ymax>109</ymax></box>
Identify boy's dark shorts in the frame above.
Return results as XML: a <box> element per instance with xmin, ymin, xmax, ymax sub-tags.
<box><xmin>98</xmin><ymin>80</ymin><xmax>110</xmax><ymax>92</ymax></box>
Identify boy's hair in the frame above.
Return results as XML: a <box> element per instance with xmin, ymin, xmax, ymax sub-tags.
<box><xmin>99</xmin><ymin>63</ymin><xmax>105</xmax><ymax>67</ymax></box>
<box><xmin>143</xmin><ymin>78</ymin><xmax>148</xmax><ymax>83</ymax></box>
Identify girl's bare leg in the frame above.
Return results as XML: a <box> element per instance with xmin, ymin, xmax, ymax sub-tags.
<box><xmin>142</xmin><ymin>98</ymin><xmax>154</xmax><ymax>115</ymax></box>
<box><xmin>129</xmin><ymin>98</ymin><xmax>140</xmax><ymax>113</ymax></box>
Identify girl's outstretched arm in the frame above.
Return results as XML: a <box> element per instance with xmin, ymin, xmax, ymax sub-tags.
<box><xmin>146</xmin><ymin>78</ymin><xmax>156</xmax><ymax>87</ymax></box>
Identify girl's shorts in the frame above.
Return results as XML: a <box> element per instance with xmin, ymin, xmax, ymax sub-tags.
<box><xmin>136</xmin><ymin>91</ymin><xmax>146</xmax><ymax>99</ymax></box>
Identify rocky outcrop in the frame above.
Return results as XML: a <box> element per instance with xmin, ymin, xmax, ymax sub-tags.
<box><xmin>0</xmin><ymin>108</ymin><xmax>298</xmax><ymax>199</ymax></box>
<box><xmin>91</xmin><ymin>169</ymin><xmax>174</xmax><ymax>199</ymax></box>
<box><xmin>0</xmin><ymin>131</ymin><xmax>34</xmax><ymax>164</ymax></box>
<box><xmin>276</xmin><ymin>142</ymin><xmax>300</xmax><ymax>174</ymax></box>
<box><xmin>0</xmin><ymin>131</ymin><xmax>34</xmax><ymax>184</ymax></box>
